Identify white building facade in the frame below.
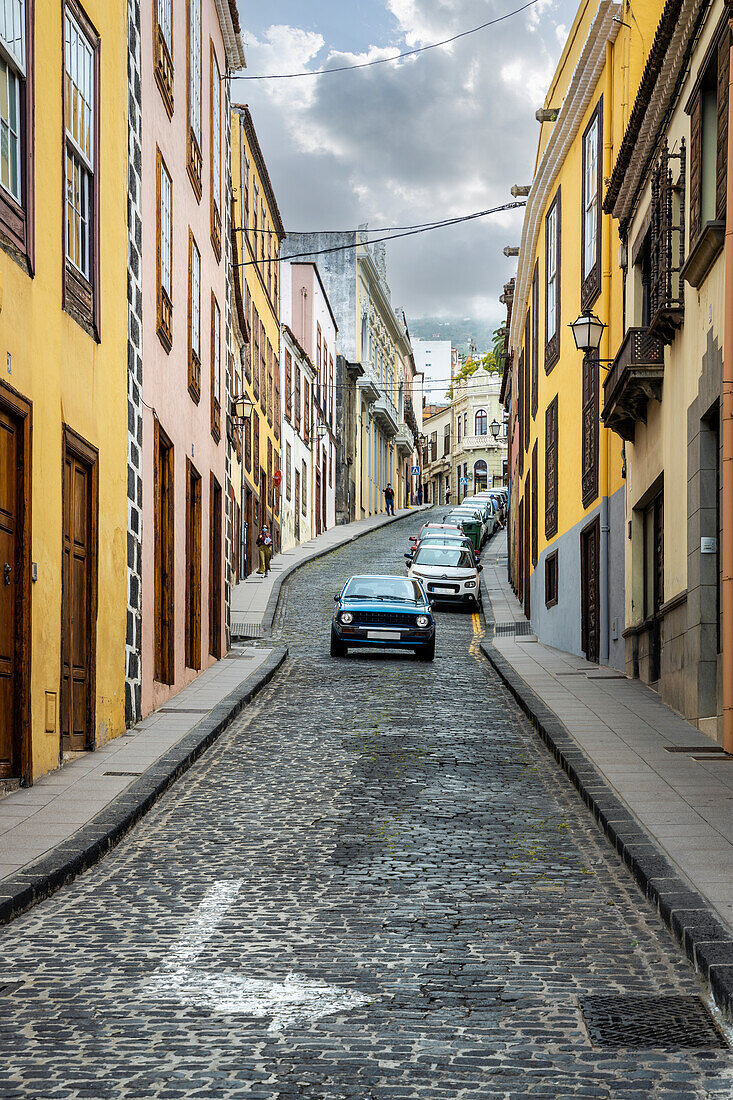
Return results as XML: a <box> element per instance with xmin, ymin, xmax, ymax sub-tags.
<box><xmin>451</xmin><ymin>372</ymin><xmax>507</xmax><ymax>501</ymax></box>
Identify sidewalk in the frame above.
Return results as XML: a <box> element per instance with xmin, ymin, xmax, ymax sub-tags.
<box><xmin>0</xmin><ymin>505</ymin><xmax>425</xmax><ymax>925</ymax></box>
<box><xmin>481</xmin><ymin>532</ymin><xmax>733</xmax><ymax>1014</ymax></box>
<box><xmin>231</xmin><ymin>505</ymin><xmax>428</xmax><ymax>637</ymax></box>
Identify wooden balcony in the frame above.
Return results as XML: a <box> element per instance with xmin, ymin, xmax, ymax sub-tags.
<box><xmin>602</xmin><ymin>327</ymin><xmax>665</xmax><ymax>442</ymax></box>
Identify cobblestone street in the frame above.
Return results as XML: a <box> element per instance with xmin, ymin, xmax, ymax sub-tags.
<box><xmin>1</xmin><ymin>511</ymin><xmax>731</xmax><ymax>1098</ymax></box>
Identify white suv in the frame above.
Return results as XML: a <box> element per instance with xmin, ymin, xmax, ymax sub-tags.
<box><xmin>408</xmin><ymin>543</ymin><xmax>483</xmax><ymax>608</ymax></box>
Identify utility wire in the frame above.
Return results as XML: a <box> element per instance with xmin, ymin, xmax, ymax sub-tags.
<box><xmin>234</xmin><ymin>0</ymin><xmax>540</xmax><ymax>81</ymax></box>
<box><xmin>235</xmin><ymin>212</ymin><xmax>508</xmax><ymax>236</ymax></box>
<box><xmin>234</xmin><ymin>201</ymin><xmax>527</xmax><ymax>268</ymax></box>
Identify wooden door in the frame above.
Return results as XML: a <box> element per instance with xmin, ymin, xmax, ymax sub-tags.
<box><xmin>185</xmin><ymin>460</ymin><xmax>201</xmax><ymax>670</ymax></box>
<box><xmin>524</xmin><ymin>479</ymin><xmax>531</xmax><ymax>620</ymax></box>
<box><xmin>61</xmin><ymin>430</ymin><xmax>98</xmax><ymax>753</ymax></box>
<box><xmin>154</xmin><ymin>422</ymin><xmax>174</xmax><ymax>684</ymax></box>
<box><xmin>245</xmin><ymin>487</ymin><xmax>254</xmax><ymax>576</ymax></box>
<box><xmin>294</xmin><ymin>470</ymin><xmax>300</xmax><ymax>542</ymax></box>
<box><xmin>209</xmin><ymin>475</ymin><xmax>222</xmax><ymax>659</ymax></box>
<box><xmin>0</xmin><ymin>408</ymin><xmax>23</xmax><ymax>776</ymax></box>
<box><xmin>581</xmin><ymin>517</ymin><xmax>600</xmax><ymax>663</ymax></box>
<box><xmin>517</xmin><ymin>499</ymin><xmax>524</xmax><ymax>604</ymax></box>
<box><xmin>315</xmin><ymin>469</ymin><xmax>322</xmax><ymax>536</ymax></box>
<box><xmin>644</xmin><ymin>492</ymin><xmax>664</xmax><ymax>682</ymax></box>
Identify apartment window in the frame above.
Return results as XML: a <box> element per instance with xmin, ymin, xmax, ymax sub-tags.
<box><xmin>285</xmin><ymin>349</ymin><xmax>292</xmax><ymax>421</ymax></box>
<box><xmin>210</xmin><ymin>44</ymin><xmax>221</xmax><ymax>259</ymax></box>
<box><xmin>582</xmin><ymin>100</ymin><xmax>602</xmax><ymax>306</ymax></box>
<box><xmin>581</xmin><ymin>354</ymin><xmax>599</xmax><ymax>507</ymax></box>
<box><xmin>210</xmin><ymin>294</ymin><xmax>221</xmax><ymax>441</ymax></box>
<box><xmin>475</xmin><ymin>409</ymin><xmax>487</xmax><ymax>435</ymax></box>
<box><xmin>531</xmin><ymin>261</ymin><xmax>539</xmax><ymax>418</ymax></box>
<box><xmin>430</xmin><ymin>431</ymin><xmax>437</xmax><ymax>462</ymax></box>
<box><xmin>274</xmin><ymin>355</ymin><xmax>281</xmax><ymax>442</ymax></box>
<box><xmin>329</xmin><ymin>443</ymin><xmax>333</xmax><ymax>487</ymax></box>
<box><xmin>303</xmin><ymin>379</ymin><xmax>310</xmax><ymax>443</ymax></box>
<box><xmin>0</xmin><ymin>0</ymin><xmax>33</xmax><ymax>265</ymax></box>
<box><xmin>186</xmin><ymin>0</ymin><xmax>202</xmax><ymax>198</ymax></box>
<box><xmin>244</xmin><ymin>414</ymin><xmax>251</xmax><ymax>473</ymax></box>
<box><xmin>545</xmin><ymin>189</ymin><xmax>561</xmax><ymax>371</ymax></box>
<box><xmin>689</xmin><ymin>28</ymin><xmax>730</xmax><ymax>242</ymax></box>
<box><xmin>545</xmin><ymin>395</ymin><xmax>558</xmax><ymax>538</ymax></box>
<box><xmin>294</xmin><ymin>366</ymin><xmax>301</xmax><ymax>432</ymax></box>
<box><xmin>545</xmin><ymin>550</ymin><xmax>558</xmax><ymax>608</ymax></box>
<box><xmin>252</xmin><ymin>411</ymin><xmax>259</xmax><ymax>487</ymax></box>
<box><xmin>316</xmin><ymin>324</ymin><xmax>322</xmax><ymax>403</ymax></box>
<box><xmin>267</xmin><ymin>439</ymin><xmax>273</xmax><ymax>507</ymax></box>
<box><xmin>443</xmin><ymin>423</ymin><xmax>450</xmax><ymax>456</ymax></box>
<box><xmin>64</xmin><ymin>5</ymin><xmax>99</xmax><ymax>336</ymax></box>
<box><xmin>286</xmin><ymin>441</ymin><xmax>292</xmax><ymax>501</ymax></box>
<box><xmin>463</xmin><ymin>412</ymin><xmax>467</xmax><ymax>436</ymax></box>
<box><xmin>156</xmin><ymin>149</ymin><xmax>173</xmax><ymax>351</ymax></box>
<box><xmin>154</xmin><ymin>0</ymin><xmax>173</xmax><ymax>115</ymax></box>
<box><xmin>187</xmin><ymin>231</ymin><xmax>201</xmax><ymax>400</ymax></box>
<box><xmin>329</xmin><ymin>354</ymin><xmax>334</xmax><ymax>426</ymax></box>
<box><xmin>301</xmin><ymin>460</ymin><xmax>307</xmax><ymax>516</ymax></box>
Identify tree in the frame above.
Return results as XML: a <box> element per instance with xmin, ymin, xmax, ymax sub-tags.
<box><xmin>446</xmin><ymin>351</ymin><xmax>499</xmax><ymax>400</ymax></box>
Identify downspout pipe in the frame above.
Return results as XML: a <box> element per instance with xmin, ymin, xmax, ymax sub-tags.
<box><xmin>600</xmin><ymin>41</ymin><xmax>614</xmax><ymax>665</ymax></box>
<box><xmin>723</xmin><ymin>12</ymin><xmax>733</xmax><ymax>754</ymax></box>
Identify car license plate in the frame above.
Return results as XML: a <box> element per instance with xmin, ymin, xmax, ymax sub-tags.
<box><xmin>367</xmin><ymin>631</ymin><xmax>401</xmax><ymax>641</ymax></box>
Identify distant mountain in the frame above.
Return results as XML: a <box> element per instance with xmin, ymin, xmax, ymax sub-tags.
<box><xmin>407</xmin><ymin>317</ymin><xmax>497</xmax><ymax>356</ymax></box>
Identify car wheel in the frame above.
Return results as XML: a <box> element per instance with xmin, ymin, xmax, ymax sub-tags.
<box><xmin>330</xmin><ymin>626</ymin><xmax>347</xmax><ymax>657</ymax></box>
<box><xmin>418</xmin><ymin>639</ymin><xmax>435</xmax><ymax>661</ymax></box>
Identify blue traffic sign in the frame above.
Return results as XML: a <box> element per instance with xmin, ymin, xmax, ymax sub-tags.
<box><xmin>459</xmin><ymin>477</ymin><xmax>468</xmax><ymax>485</ymax></box>
<box><xmin>410</xmin><ymin>466</ymin><xmax>420</xmax><ymax>474</ymax></box>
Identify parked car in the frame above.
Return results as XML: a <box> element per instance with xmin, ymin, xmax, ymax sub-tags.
<box><xmin>408</xmin><ymin>544</ymin><xmax>483</xmax><ymax>608</ymax></box>
<box><xmin>409</xmin><ymin>522</ymin><xmax>464</xmax><ymax>554</ymax></box>
<box><xmin>331</xmin><ymin>574</ymin><xmax>436</xmax><ymax>660</ymax></box>
<box><xmin>443</xmin><ymin>508</ymin><xmax>486</xmax><ymax>551</ymax></box>
<box><xmin>407</xmin><ymin>531</ymin><xmax>479</xmax><ymax>565</ymax></box>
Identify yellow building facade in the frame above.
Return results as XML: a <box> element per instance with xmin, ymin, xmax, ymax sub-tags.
<box><xmin>508</xmin><ymin>0</ymin><xmax>661</xmax><ymax>666</ymax></box>
<box><xmin>0</xmin><ymin>0</ymin><xmax>128</xmax><ymax>782</ymax></box>
<box><xmin>231</xmin><ymin>106</ymin><xmax>284</xmax><ymax>569</ymax></box>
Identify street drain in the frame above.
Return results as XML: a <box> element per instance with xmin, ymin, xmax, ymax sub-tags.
<box><xmin>103</xmin><ymin>771</ymin><xmax>143</xmax><ymax>777</ymax></box>
<box><xmin>579</xmin><ymin>995</ymin><xmax>727</xmax><ymax>1049</ymax></box>
<box><xmin>494</xmin><ymin>622</ymin><xmax>533</xmax><ymax>636</ymax></box>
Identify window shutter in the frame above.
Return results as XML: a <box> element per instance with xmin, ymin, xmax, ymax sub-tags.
<box><xmin>545</xmin><ymin>396</ymin><xmax>558</xmax><ymax>539</ymax></box>
<box><xmin>716</xmin><ymin>29</ymin><xmax>730</xmax><ymax>222</ymax></box>
<box><xmin>689</xmin><ymin>89</ymin><xmax>703</xmax><ymax>242</ymax></box>
<box><xmin>531</xmin><ymin>443</ymin><xmax>538</xmax><ymax>567</ymax></box>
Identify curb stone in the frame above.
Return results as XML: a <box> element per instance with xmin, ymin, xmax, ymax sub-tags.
<box><xmin>0</xmin><ymin>645</ymin><xmax>288</xmax><ymax>927</ymax></box>
<box><xmin>477</xmin><ymin>604</ymin><xmax>733</xmax><ymax>1021</ymax></box>
<box><xmin>256</xmin><ymin>506</ymin><xmax>431</xmax><ymax>637</ymax></box>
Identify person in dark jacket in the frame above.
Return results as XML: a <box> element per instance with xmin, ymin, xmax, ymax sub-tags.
<box><xmin>256</xmin><ymin>525</ymin><xmax>273</xmax><ymax>575</ymax></box>
<box><xmin>384</xmin><ymin>484</ymin><xmax>395</xmax><ymax>515</ymax></box>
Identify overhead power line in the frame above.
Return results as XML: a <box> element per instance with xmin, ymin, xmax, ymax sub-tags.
<box><xmin>235</xmin><ymin>0</ymin><xmax>541</xmax><ymax>81</ymax></box>
<box><xmin>233</xmin><ymin>201</ymin><xmax>527</xmax><ymax>269</ymax></box>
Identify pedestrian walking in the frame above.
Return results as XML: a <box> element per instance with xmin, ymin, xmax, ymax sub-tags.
<box><xmin>445</xmin><ymin>485</ymin><xmax>452</xmax><ymax>506</ymax></box>
<box><xmin>256</xmin><ymin>524</ymin><xmax>273</xmax><ymax>575</ymax></box>
<box><xmin>384</xmin><ymin>483</ymin><xmax>395</xmax><ymax>515</ymax></box>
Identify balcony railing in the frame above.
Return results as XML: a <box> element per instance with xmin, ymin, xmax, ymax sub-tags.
<box><xmin>602</xmin><ymin>327</ymin><xmax>665</xmax><ymax>441</ymax></box>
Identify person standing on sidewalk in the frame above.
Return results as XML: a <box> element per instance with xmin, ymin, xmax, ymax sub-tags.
<box><xmin>256</xmin><ymin>525</ymin><xmax>273</xmax><ymax>575</ymax></box>
<box><xmin>445</xmin><ymin>485</ymin><xmax>452</xmax><ymax>506</ymax></box>
<box><xmin>384</xmin><ymin>483</ymin><xmax>395</xmax><ymax>515</ymax></box>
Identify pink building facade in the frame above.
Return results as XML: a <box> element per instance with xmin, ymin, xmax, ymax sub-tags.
<box><xmin>134</xmin><ymin>0</ymin><xmax>245</xmax><ymax>719</ymax></box>
<box><xmin>283</xmin><ymin>263</ymin><xmax>337</xmax><ymax>534</ymax></box>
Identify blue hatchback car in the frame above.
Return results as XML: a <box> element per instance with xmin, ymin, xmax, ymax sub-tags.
<box><xmin>331</xmin><ymin>574</ymin><xmax>436</xmax><ymax>661</ymax></box>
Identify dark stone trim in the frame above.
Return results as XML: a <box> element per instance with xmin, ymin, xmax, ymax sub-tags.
<box><xmin>479</xmin><ymin>628</ymin><xmax>733</xmax><ymax>1020</ymax></box>
<box><xmin>0</xmin><ymin>646</ymin><xmax>288</xmax><ymax>928</ymax></box>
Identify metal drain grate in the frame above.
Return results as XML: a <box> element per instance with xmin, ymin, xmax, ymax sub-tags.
<box><xmin>579</xmin><ymin>995</ymin><xmax>727</xmax><ymax>1049</ymax></box>
<box><xmin>495</xmin><ymin>622</ymin><xmax>533</xmax><ymax>636</ymax></box>
<box><xmin>665</xmin><ymin>745</ymin><xmax>727</xmax><ymax>754</ymax></box>
<box><xmin>103</xmin><ymin>771</ymin><xmax>143</xmax><ymax>778</ymax></box>
<box><xmin>231</xmin><ymin>621</ymin><xmax>264</xmax><ymax>639</ymax></box>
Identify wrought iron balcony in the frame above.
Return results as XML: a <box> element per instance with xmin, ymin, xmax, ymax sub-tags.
<box><xmin>602</xmin><ymin>327</ymin><xmax>665</xmax><ymax>442</ymax></box>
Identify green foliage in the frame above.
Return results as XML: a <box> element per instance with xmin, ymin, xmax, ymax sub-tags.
<box><xmin>445</xmin><ymin>350</ymin><xmax>500</xmax><ymax>400</ymax></box>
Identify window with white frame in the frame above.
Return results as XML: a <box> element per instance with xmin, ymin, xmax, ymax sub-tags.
<box><xmin>210</xmin><ymin>46</ymin><xmax>221</xmax><ymax>254</ymax></box>
<box><xmin>160</xmin><ymin>161</ymin><xmax>172</xmax><ymax>298</ymax></box>
<box><xmin>64</xmin><ymin>10</ymin><xmax>94</xmax><ymax>279</ymax></box>
<box><xmin>190</xmin><ymin>234</ymin><xmax>200</xmax><ymax>355</ymax></box>
<box><xmin>546</xmin><ymin>205</ymin><xmax>557</xmax><ymax>336</ymax></box>
<box><xmin>211</xmin><ymin>294</ymin><xmax>221</xmax><ymax>425</ymax></box>
<box><xmin>157</xmin><ymin>0</ymin><xmax>171</xmax><ymax>54</ymax></box>
<box><xmin>0</xmin><ymin>0</ymin><xmax>25</xmax><ymax>203</ymax></box>
<box><xmin>583</xmin><ymin>113</ymin><xmax>599</xmax><ymax>280</ymax></box>
<box><xmin>189</xmin><ymin>0</ymin><xmax>201</xmax><ymax>142</ymax></box>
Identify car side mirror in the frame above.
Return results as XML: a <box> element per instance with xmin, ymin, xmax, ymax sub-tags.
<box><xmin>333</xmin><ymin>594</ymin><xmax>340</xmax><ymax>602</ymax></box>
<box><xmin>409</xmin><ymin>535</ymin><xmax>417</xmax><ymax>542</ymax></box>
<box><xmin>477</xmin><ymin>564</ymin><xmax>483</xmax><ymax>572</ymax></box>
<box><xmin>404</xmin><ymin>553</ymin><xmax>412</xmax><ymax>562</ymax></box>
<box><xmin>429</xmin><ymin>599</ymin><xmax>436</xmax><ymax>608</ymax></box>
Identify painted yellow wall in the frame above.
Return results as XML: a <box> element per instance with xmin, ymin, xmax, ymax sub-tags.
<box><xmin>232</xmin><ymin>110</ymin><xmax>282</xmax><ymax>535</ymax></box>
<box><xmin>0</xmin><ymin>1</ymin><xmax>128</xmax><ymax>777</ymax></box>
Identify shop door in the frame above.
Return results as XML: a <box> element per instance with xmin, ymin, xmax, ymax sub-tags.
<box><xmin>0</xmin><ymin>408</ymin><xmax>23</xmax><ymax>777</ymax></box>
<box><xmin>245</xmin><ymin>487</ymin><xmax>254</xmax><ymax>575</ymax></box>
<box><xmin>644</xmin><ymin>492</ymin><xmax>664</xmax><ymax>682</ymax></box>
<box><xmin>61</xmin><ymin>433</ymin><xmax>97</xmax><ymax>752</ymax></box>
<box><xmin>209</xmin><ymin>476</ymin><xmax>222</xmax><ymax>660</ymax></box>
<box><xmin>315</xmin><ymin>469</ymin><xmax>322</xmax><ymax>535</ymax></box>
<box><xmin>322</xmin><ymin>454</ymin><xmax>327</xmax><ymax>532</ymax></box>
<box><xmin>581</xmin><ymin>517</ymin><xmax>600</xmax><ymax>663</ymax></box>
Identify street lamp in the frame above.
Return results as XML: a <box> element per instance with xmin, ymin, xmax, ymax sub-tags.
<box><xmin>231</xmin><ymin>394</ymin><xmax>253</xmax><ymax>423</ymax></box>
<box><xmin>489</xmin><ymin>419</ymin><xmax>501</xmax><ymax>439</ymax></box>
<box><xmin>569</xmin><ymin>310</ymin><xmax>606</xmax><ymax>354</ymax></box>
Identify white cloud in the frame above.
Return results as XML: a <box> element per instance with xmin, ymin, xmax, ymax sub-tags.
<box><xmin>233</xmin><ymin>0</ymin><xmax>578</xmax><ymax>325</ymax></box>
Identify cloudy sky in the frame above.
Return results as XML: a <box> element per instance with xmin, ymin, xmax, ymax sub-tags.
<box><xmin>231</xmin><ymin>0</ymin><xmax>577</xmax><ymax>330</ymax></box>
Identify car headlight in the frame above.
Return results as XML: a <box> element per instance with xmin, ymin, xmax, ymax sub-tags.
<box><xmin>416</xmin><ymin>615</ymin><xmax>430</xmax><ymax>628</ymax></box>
<box><xmin>340</xmin><ymin>611</ymin><xmax>353</xmax><ymax>624</ymax></box>
<box><xmin>464</xmin><ymin>581</ymin><xmax>476</xmax><ymax>589</ymax></box>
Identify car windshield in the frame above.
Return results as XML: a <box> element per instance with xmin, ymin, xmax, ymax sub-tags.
<box><xmin>414</xmin><ymin>547</ymin><xmax>475</xmax><ymax>569</ymax></box>
<box><xmin>344</xmin><ymin>577</ymin><xmax>424</xmax><ymax>602</ymax></box>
